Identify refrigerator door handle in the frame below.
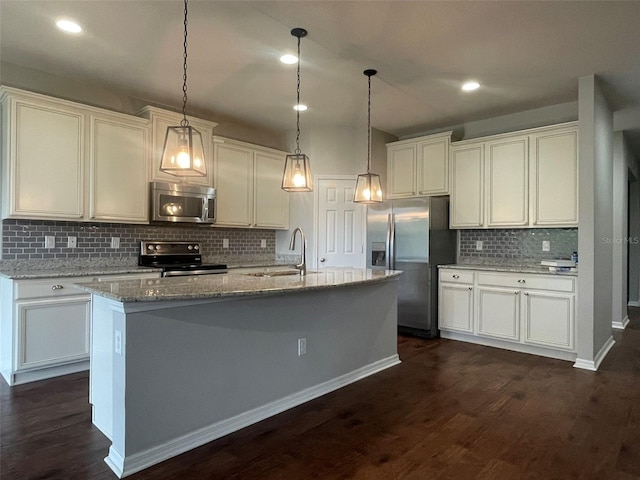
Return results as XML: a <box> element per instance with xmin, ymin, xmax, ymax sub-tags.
<box><xmin>386</xmin><ymin>213</ymin><xmax>395</xmax><ymax>270</ymax></box>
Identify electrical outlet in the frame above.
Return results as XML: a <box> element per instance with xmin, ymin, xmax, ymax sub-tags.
<box><xmin>67</xmin><ymin>236</ymin><xmax>77</xmax><ymax>248</ymax></box>
<box><xmin>542</xmin><ymin>240</ymin><xmax>550</xmax><ymax>252</ymax></box>
<box><xmin>476</xmin><ymin>240</ymin><xmax>483</xmax><ymax>251</ymax></box>
<box><xmin>297</xmin><ymin>337</ymin><xmax>307</xmax><ymax>356</ymax></box>
<box><xmin>261</xmin><ymin>239</ymin><xmax>267</xmax><ymax>248</ymax></box>
<box><xmin>223</xmin><ymin>238</ymin><xmax>229</xmax><ymax>249</ymax></box>
<box><xmin>110</xmin><ymin>237</ymin><xmax>120</xmax><ymax>249</ymax></box>
<box><xmin>114</xmin><ymin>330</ymin><xmax>122</xmax><ymax>355</ymax></box>
<box><xmin>44</xmin><ymin>236</ymin><xmax>56</xmax><ymax>249</ymax></box>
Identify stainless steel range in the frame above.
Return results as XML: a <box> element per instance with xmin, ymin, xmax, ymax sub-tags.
<box><xmin>138</xmin><ymin>241</ymin><xmax>227</xmax><ymax>277</ymax></box>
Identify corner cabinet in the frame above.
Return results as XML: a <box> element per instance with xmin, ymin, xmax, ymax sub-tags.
<box><xmin>449</xmin><ymin>122</ymin><xmax>578</xmax><ymax>229</ymax></box>
<box><xmin>213</xmin><ymin>137</ymin><xmax>289</xmax><ymax>229</ymax></box>
<box><xmin>438</xmin><ymin>267</ymin><xmax>576</xmax><ymax>362</ymax></box>
<box><xmin>387</xmin><ymin>131</ymin><xmax>452</xmax><ymax>198</ymax></box>
<box><xmin>137</xmin><ymin>106</ymin><xmax>217</xmax><ymax>188</ymax></box>
<box><xmin>0</xmin><ymin>271</ymin><xmax>161</xmax><ymax>386</ymax></box>
<box><xmin>0</xmin><ymin>87</ymin><xmax>149</xmax><ymax>223</ymax></box>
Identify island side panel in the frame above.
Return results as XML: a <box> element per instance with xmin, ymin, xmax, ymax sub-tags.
<box><xmin>107</xmin><ymin>278</ymin><xmax>399</xmax><ymax>475</ymax></box>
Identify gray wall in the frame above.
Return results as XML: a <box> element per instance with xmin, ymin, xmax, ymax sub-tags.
<box><xmin>577</xmin><ymin>74</ymin><xmax>614</xmax><ymax>363</ymax></box>
<box><xmin>629</xmin><ymin>174</ymin><xmax>640</xmax><ymax>305</ymax></box>
<box><xmin>0</xmin><ymin>61</ymin><xmax>288</xmax><ymax>150</ymax></box>
<box><xmin>612</xmin><ymin>132</ymin><xmax>631</xmax><ymax>326</ymax></box>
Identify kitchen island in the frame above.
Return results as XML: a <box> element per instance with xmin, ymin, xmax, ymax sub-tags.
<box><xmin>76</xmin><ymin>267</ymin><xmax>401</xmax><ymax>478</ymax></box>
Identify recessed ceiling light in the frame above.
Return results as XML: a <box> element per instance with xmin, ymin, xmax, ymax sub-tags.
<box><xmin>462</xmin><ymin>81</ymin><xmax>480</xmax><ymax>92</ymax></box>
<box><xmin>293</xmin><ymin>104</ymin><xmax>307</xmax><ymax>111</ymax></box>
<box><xmin>280</xmin><ymin>54</ymin><xmax>298</xmax><ymax>64</ymax></box>
<box><xmin>56</xmin><ymin>19</ymin><xmax>82</xmax><ymax>34</ymax></box>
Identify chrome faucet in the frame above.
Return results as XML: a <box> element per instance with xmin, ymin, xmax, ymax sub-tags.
<box><xmin>289</xmin><ymin>227</ymin><xmax>307</xmax><ymax>276</ymax></box>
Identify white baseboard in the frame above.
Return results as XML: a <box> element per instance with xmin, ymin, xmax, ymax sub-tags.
<box><xmin>612</xmin><ymin>315</ymin><xmax>630</xmax><ymax>330</ymax></box>
<box><xmin>627</xmin><ymin>301</ymin><xmax>640</xmax><ymax>307</ymax></box>
<box><xmin>2</xmin><ymin>360</ymin><xmax>89</xmax><ymax>386</ymax></box>
<box><xmin>573</xmin><ymin>335</ymin><xmax>615</xmax><ymax>371</ymax></box>
<box><xmin>107</xmin><ymin>354</ymin><xmax>401</xmax><ymax>478</ymax></box>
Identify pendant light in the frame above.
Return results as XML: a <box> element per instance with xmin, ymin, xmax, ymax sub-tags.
<box><xmin>354</xmin><ymin>69</ymin><xmax>383</xmax><ymax>203</ymax></box>
<box><xmin>160</xmin><ymin>0</ymin><xmax>206</xmax><ymax>177</ymax></box>
<box><xmin>282</xmin><ymin>28</ymin><xmax>313</xmax><ymax>192</ymax></box>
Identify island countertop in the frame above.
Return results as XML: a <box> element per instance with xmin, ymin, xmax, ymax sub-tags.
<box><xmin>74</xmin><ymin>267</ymin><xmax>402</xmax><ymax>302</ymax></box>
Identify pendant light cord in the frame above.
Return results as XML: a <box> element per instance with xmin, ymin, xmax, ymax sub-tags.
<box><xmin>367</xmin><ymin>73</ymin><xmax>372</xmax><ymax>173</ymax></box>
<box><xmin>181</xmin><ymin>0</ymin><xmax>189</xmax><ymax>127</ymax></box>
<box><xmin>295</xmin><ymin>34</ymin><xmax>301</xmax><ymax>154</ymax></box>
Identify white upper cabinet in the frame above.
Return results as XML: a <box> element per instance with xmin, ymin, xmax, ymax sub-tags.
<box><xmin>1</xmin><ymin>87</ymin><xmax>150</xmax><ymax>223</ymax></box>
<box><xmin>530</xmin><ymin>126</ymin><xmax>578</xmax><ymax>226</ymax></box>
<box><xmin>213</xmin><ymin>137</ymin><xmax>289</xmax><ymax>229</ymax></box>
<box><xmin>137</xmin><ymin>106</ymin><xmax>217</xmax><ymax>188</ymax></box>
<box><xmin>450</xmin><ymin>143</ymin><xmax>484</xmax><ymax>228</ymax></box>
<box><xmin>89</xmin><ymin>113</ymin><xmax>149</xmax><ymax>223</ymax></box>
<box><xmin>485</xmin><ymin>136</ymin><xmax>529</xmax><ymax>227</ymax></box>
<box><xmin>1</xmin><ymin>91</ymin><xmax>85</xmax><ymax>220</ymax></box>
<box><xmin>387</xmin><ymin>131</ymin><xmax>451</xmax><ymax>198</ymax></box>
<box><xmin>449</xmin><ymin>122</ymin><xmax>578</xmax><ymax>229</ymax></box>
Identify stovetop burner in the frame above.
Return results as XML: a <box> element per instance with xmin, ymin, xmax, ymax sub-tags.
<box><xmin>139</xmin><ymin>241</ymin><xmax>227</xmax><ymax>277</ymax></box>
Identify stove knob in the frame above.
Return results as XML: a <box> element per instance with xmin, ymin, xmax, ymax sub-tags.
<box><xmin>155</xmin><ymin>245</ymin><xmax>161</xmax><ymax>250</ymax></box>
<box><xmin>147</xmin><ymin>245</ymin><xmax>153</xmax><ymax>250</ymax></box>
<box><xmin>194</xmin><ymin>245</ymin><xmax>199</xmax><ymax>250</ymax></box>
<box><xmin>188</xmin><ymin>245</ymin><xmax>193</xmax><ymax>250</ymax></box>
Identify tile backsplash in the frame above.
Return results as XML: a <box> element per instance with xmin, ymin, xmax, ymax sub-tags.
<box><xmin>1</xmin><ymin>219</ymin><xmax>275</xmax><ymax>263</ymax></box>
<box><xmin>458</xmin><ymin>228</ymin><xmax>578</xmax><ymax>264</ymax></box>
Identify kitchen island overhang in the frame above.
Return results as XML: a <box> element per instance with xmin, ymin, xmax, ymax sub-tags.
<box><xmin>77</xmin><ymin>268</ymin><xmax>402</xmax><ymax>478</ymax></box>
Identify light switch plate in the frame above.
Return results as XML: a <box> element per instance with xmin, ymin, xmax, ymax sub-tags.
<box><xmin>476</xmin><ymin>240</ymin><xmax>483</xmax><ymax>251</ymax></box>
<box><xmin>110</xmin><ymin>237</ymin><xmax>120</xmax><ymax>249</ymax></box>
<box><xmin>44</xmin><ymin>236</ymin><xmax>56</xmax><ymax>249</ymax></box>
<box><xmin>67</xmin><ymin>236</ymin><xmax>77</xmax><ymax>248</ymax></box>
<box><xmin>542</xmin><ymin>240</ymin><xmax>550</xmax><ymax>252</ymax></box>
<box><xmin>261</xmin><ymin>239</ymin><xmax>267</xmax><ymax>248</ymax></box>
<box><xmin>223</xmin><ymin>238</ymin><xmax>229</xmax><ymax>249</ymax></box>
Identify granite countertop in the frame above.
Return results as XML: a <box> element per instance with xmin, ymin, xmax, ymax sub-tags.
<box><xmin>438</xmin><ymin>263</ymin><xmax>578</xmax><ymax>276</ymax></box>
<box><xmin>0</xmin><ymin>265</ymin><xmax>162</xmax><ymax>280</ymax></box>
<box><xmin>74</xmin><ymin>267</ymin><xmax>403</xmax><ymax>302</ymax></box>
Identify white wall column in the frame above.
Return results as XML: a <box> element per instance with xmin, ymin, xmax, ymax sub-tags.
<box><xmin>612</xmin><ymin>132</ymin><xmax>629</xmax><ymax>329</ymax></box>
<box><xmin>575</xmin><ymin>74</ymin><xmax>615</xmax><ymax>370</ymax></box>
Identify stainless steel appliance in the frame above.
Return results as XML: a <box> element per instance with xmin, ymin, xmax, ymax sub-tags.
<box><xmin>151</xmin><ymin>182</ymin><xmax>216</xmax><ymax>224</ymax></box>
<box><xmin>367</xmin><ymin>197</ymin><xmax>456</xmax><ymax>338</ymax></box>
<box><xmin>139</xmin><ymin>241</ymin><xmax>227</xmax><ymax>277</ymax></box>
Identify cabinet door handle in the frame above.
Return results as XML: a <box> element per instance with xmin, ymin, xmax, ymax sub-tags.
<box><xmin>452</xmin><ymin>274</ymin><xmax>460</xmax><ymax>279</ymax></box>
<box><xmin>517</xmin><ymin>279</ymin><xmax>526</xmax><ymax>284</ymax></box>
<box><xmin>51</xmin><ymin>285</ymin><xmax>64</xmax><ymax>290</ymax></box>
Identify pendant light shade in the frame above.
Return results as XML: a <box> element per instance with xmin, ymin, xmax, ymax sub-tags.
<box><xmin>160</xmin><ymin>0</ymin><xmax>206</xmax><ymax>178</ymax></box>
<box><xmin>282</xmin><ymin>27</ymin><xmax>313</xmax><ymax>192</ymax></box>
<box><xmin>354</xmin><ymin>69</ymin><xmax>383</xmax><ymax>203</ymax></box>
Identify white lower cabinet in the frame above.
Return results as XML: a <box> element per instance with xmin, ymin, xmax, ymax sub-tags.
<box><xmin>477</xmin><ymin>286</ymin><xmax>520</xmax><ymax>341</ymax></box>
<box><xmin>0</xmin><ymin>271</ymin><xmax>160</xmax><ymax>386</ymax></box>
<box><xmin>439</xmin><ymin>282</ymin><xmax>474</xmax><ymax>333</ymax></box>
<box><xmin>438</xmin><ymin>267</ymin><xmax>576</xmax><ymax>361</ymax></box>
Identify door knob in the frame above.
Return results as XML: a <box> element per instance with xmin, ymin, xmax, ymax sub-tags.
<box><xmin>320</xmin><ymin>257</ymin><xmax>326</xmax><ymax>263</ymax></box>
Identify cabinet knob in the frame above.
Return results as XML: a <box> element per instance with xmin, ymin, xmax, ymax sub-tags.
<box><xmin>452</xmin><ymin>274</ymin><xmax>460</xmax><ymax>279</ymax></box>
<box><xmin>517</xmin><ymin>279</ymin><xmax>526</xmax><ymax>283</ymax></box>
<box><xmin>524</xmin><ymin>292</ymin><xmax>529</xmax><ymax>296</ymax></box>
<box><xmin>320</xmin><ymin>257</ymin><xmax>326</xmax><ymax>263</ymax></box>
<box><xmin>468</xmin><ymin>286</ymin><xmax>472</xmax><ymax>291</ymax></box>
<box><xmin>514</xmin><ymin>290</ymin><xmax>519</xmax><ymax>294</ymax></box>
<box><xmin>51</xmin><ymin>285</ymin><xmax>64</xmax><ymax>290</ymax></box>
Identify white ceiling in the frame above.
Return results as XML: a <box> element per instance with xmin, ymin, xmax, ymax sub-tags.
<box><xmin>2</xmin><ymin>1</ymin><xmax>640</xmax><ymax>148</ymax></box>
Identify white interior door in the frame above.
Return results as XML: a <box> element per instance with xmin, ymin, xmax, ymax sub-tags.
<box><xmin>316</xmin><ymin>177</ymin><xmax>365</xmax><ymax>268</ymax></box>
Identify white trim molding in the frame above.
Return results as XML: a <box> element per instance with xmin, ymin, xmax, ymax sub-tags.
<box><xmin>627</xmin><ymin>301</ymin><xmax>640</xmax><ymax>307</ymax></box>
<box><xmin>612</xmin><ymin>315</ymin><xmax>630</xmax><ymax>330</ymax></box>
<box><xmin>573</xmin><ymin>335</ymin><xmax>615</xmax><ymax>371</ymax></box>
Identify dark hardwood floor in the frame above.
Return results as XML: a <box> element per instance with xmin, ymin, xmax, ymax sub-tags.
<box><xmin>3</xmin><ymin>310</ymin><xmax>640</xmax><ymax>480</ymax></box>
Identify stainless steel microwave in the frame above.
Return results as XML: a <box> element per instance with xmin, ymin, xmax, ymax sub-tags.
<box><xmin>151</xmin><ymin>181</ymin><xmax>216</xmax><ymax>224</ymax></box>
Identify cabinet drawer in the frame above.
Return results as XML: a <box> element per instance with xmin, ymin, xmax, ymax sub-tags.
<box><xmin>439</xmin><ymin>269</ymin><xmax>474</xmax><ymax>284</ymax></box>
<box><xmin>15</xmin><ymin>277</ymin><xmax>89</xmax><ymax>300</ymax></box>
<box><xmin>477</xmin><ymin>272</ymin><xmax>574</xmax><ymax>293</ymax></box>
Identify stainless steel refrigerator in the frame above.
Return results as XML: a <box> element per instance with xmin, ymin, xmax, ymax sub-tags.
<box><xmin>367</xmin><ymin>197</ymin><xmax>456</xmax><ymax>338</ymax></box>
